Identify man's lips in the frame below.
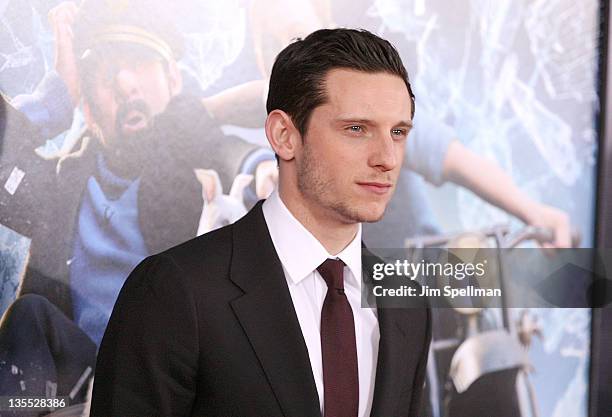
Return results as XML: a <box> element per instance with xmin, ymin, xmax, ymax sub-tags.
<box><xmin>120</xmin><ymin>110</ymin><xmax>147</xmax><ymax>131</ymax></box>
<box><xmin>356</xmin><ymin>181</ymin><xmax>393</xmax><ymax>195</ymax></box>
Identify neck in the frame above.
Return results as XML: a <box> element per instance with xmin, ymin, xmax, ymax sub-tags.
<box><xmin>278</xmin><ymin>186</ymin><xmax>359</xmax><ymax>256</ymax></box>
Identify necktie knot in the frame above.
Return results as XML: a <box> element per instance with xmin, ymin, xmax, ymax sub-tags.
<box><xmin>317</xmin><ymin>258</ymin><xmax>346</xmax><ymax>294</ymax></box>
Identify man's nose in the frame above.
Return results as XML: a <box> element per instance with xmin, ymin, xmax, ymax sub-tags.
<box><xmin>369</xmin><ymin>132</ymin><xmax>398</xmax><ymax>171</ymax></box>
<box><xmin>113</xmin><ymin>68</ymin><xmax>143</xmax><ymax>101</ymax></box>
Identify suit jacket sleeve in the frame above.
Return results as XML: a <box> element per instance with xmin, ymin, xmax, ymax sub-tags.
<box><xmin>90</xmin><ymin>254</ymin><xmax>199</xmax><ymax>417</ymax></box>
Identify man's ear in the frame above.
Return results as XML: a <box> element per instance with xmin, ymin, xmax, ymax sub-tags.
<box><xmin>265</xmin><ymin>109</ymin><xmax>301</xmax><ymax>162</ymax></box>
<box><xmin>167</xmin><ymin>59</ymin><xmax>183</xmax><ymax>96</ymax></box>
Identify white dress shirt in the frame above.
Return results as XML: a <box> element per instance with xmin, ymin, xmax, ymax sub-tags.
<box><xmin>262</xmin><ymin>191</ymin><xmax>380</xmax><ymax>417</ymax></box>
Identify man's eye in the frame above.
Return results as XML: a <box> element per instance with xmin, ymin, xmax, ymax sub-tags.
<box><xmin>348</xmin><ymin>125</ymin><xmax>363</xmax><ymax>132</ymax></box>
<box><xmin>391</xmin><ymin>128</ymin><xmax>407</xmax><ymax>138</ymax></box>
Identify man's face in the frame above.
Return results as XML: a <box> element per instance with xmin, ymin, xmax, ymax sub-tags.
<box><xmin>84</xmin><ymin>47</ymin><xmax>179</xmax><ymax>148</ymax></box>
<box><xmin>295</xmin><ymin>69</ymin><xmax>412</xmax><ymax>224</ymax></box>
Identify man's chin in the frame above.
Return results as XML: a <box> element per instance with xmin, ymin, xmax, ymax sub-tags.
<box><xmin>366</xmin><ymin>197</ymin><xmax>393</xmax><ymax>219</ymax></box>
<box><xmin>348</xmin><ymin>203</ymin><xmax>388</xmax><ymax>224</ymax></box>
<box><xmin>360</xmin><ymin>211</ymin><xmax>386</xmax><ymax>223</ymax></box>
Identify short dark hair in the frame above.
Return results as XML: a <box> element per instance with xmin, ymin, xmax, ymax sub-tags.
<box><xmin>266</xmin><ymin>28</ymin><xmax>415</xmax><ymax>136</ymax></box>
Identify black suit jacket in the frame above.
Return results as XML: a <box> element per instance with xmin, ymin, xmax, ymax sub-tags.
<box><xmin>91</xmin><ymin>201</ymin><xmax>431</xmax><ymax>417</ymax></box>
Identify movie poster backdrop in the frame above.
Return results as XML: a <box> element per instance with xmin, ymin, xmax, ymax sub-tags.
<box><xmin>0</xmin><ymin>1</ymin><xmax>600</xmax><ymax>416</ymax></box>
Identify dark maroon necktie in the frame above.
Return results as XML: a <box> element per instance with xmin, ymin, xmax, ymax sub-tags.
<box><xmin>317</xmin><ymin>258</ymin><xmax>359</xmax><ymax>417</ymax></box>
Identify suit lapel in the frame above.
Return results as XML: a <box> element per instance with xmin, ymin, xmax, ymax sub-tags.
<box><xmin>228</xmin><ymin>209</ymin><xmax>417</xmax><ymax>417</ymax></box>
<box><xmin>229</xmin><ymin>202</ymin><xmax>321</xmax><ymax>417</ymax></box>
<box><xmin>369</xmin><ymin>308</ymin><xmax>411</xmax><ymax>416</ymax></box>
<box><xmin>362</xmin><ymin>249</ymin><xmax>412</xmax><ymax>417</ymax></box>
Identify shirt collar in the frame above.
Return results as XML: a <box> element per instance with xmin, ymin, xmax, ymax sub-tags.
<box><xmin>262</xmin><ymin>190</ymin><xmax>362</xmax><ymax>288</ymax></box>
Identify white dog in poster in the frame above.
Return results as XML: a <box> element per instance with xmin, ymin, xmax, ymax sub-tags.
<box><xmin>194</xmin><ymin>169</ymin><xmax>253</xmax><ymax>235</ymax></box>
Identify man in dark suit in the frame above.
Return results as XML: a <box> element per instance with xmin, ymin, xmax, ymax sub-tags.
<box><xmin>91</xmin><ymin>28</ymin><xmax>431</xmax><ymax>417</ymax></box>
